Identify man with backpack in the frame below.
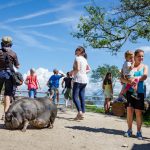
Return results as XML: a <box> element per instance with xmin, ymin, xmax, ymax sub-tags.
<box><xmin>0</xmin><ymin>36</ymin><xmax>20</xmax><ymax>119</ymax></box>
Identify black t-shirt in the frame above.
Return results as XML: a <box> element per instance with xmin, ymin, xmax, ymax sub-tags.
<box><xmin>64</xmin><ymin>77</ymin><xmax>72</xmax><ymax>89</ymax></box>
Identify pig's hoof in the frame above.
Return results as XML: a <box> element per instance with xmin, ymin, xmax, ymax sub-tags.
<box><xmin>48</xmin><ymin>124</ymin><xmax>53</xmax><ymax>129</ymax></box>
<box><xmin>21</xmin><ymin>128</ymin><xmax>26</xmax><ymax>132</ymax></box>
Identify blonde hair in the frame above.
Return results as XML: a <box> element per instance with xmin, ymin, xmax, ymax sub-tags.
<box><xmin>124</xmin><ymin>50</ymin><xmax>134</xmax><ymax>59</ymax></box>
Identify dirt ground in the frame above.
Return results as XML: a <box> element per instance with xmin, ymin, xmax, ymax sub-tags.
<box><xmin>0</xmin><ymin>104</ymin><xmax>149</xmax><ymax>150</ymax></box>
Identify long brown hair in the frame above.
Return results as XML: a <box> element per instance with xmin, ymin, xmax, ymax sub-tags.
<box><xmin>134</xmin><ymin>49</ymin><xmax>144</xmax><ymax>56</ymax></box>
<box><xmin>75</xmin><ymin>46</ymin><xmax>87</xmax><ymax>59</ymax></box>
<box><xmin>103</xmin><ymin>72</ymin><xmax>112</xmax><ymax>85</ymax></box>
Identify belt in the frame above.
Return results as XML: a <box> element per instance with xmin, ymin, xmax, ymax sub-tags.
<box><xmin>0</xmin><ymin>68</ymin><xmax>11</xmax><ymax>71</ymax></box>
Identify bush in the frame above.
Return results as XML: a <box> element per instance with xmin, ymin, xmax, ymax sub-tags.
<box><xmin>143</xmin><ymin>109</ymin><xmax>150</xmax><ymax>127</ymax></box>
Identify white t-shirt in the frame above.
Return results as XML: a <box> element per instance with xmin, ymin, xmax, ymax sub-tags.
<box><xmin>122</xmin><ymin>61</ymin><xmax>134</xmax><ymax>77</ymax></box>
<box><xmin>74</xmin><ymin>56</ymin><xmax>89</xmax><ymax>84</ymax></box>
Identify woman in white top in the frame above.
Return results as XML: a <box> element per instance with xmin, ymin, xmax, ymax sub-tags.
<box><xmin>70</xmin><ymin>46</ymin><xmax>90</xmax><ymax>120</ymax></box>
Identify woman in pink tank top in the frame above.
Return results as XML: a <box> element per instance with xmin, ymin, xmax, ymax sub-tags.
<box><xmin>25</xmin><ymin>68</ymin><xmax>40</xmax><ymax>98</ymax></box>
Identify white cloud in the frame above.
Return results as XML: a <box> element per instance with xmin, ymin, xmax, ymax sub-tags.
<box><xmin>4</xmin><ymin>1</ymin><xmax>84</xmax><ymax>23</ymax></box>
<box><xmin>28</xmin><ymin>31</ymin><xmax>64</xmax><ymax>43</ymax></box>
<box><xmin>138</xmin><ymin>46</ymin><xmax>150</xmax><ymax>53</ymax></box>
<box><xmin>19</xmin><ymin>17</ymin><xmax>77</xmax><ymax>29</ymax></box>
<box><xmin>0</xmin><ymin>24</ymin><xmax>53</xmax><ymax>51</ymax></box>
<box><xmin>0</xmin><ymin>0</ymin><xmax>32</xmax><ymax>10</ymax></box>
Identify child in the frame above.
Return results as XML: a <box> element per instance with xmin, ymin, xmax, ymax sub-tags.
<box><xmin>120</xmin><ymin>51</ymin><xmax>139</xmax><ymax>99</ymax></box>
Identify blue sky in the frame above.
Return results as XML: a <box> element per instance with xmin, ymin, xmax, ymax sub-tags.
<box><xmin>0</xmin><ymin>0</ymin><xmax>150</xmax><ymax>83</ymax></box>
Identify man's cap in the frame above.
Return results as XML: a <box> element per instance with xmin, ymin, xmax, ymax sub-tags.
<box><xmin>2</xmin><ymin>36</ymin><xmax>12</xmax><ymax>44</ymax></box>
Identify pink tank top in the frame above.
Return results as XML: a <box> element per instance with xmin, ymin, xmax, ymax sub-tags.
<box><xmin>27</xmin><ymin>75</ymin><xmax>38</xmax><ymax>90</ymax></box>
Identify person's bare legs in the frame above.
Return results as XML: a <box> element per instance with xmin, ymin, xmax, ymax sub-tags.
<box><xmin>127</xmin><ymin>107</ymin><xmax>134</xmax><ymax>130</ymax></box>
<box><xmin>4</xmin><ymin>96</ymin><xmax>11</xmax><ymax>113</ymax></box>
<box><xmin>49</xmin><ymin>91</ymin><xmax>54</xmax><ymax>100</ymax></box>
<box><xmin>56</xmin><ymin>90</ymin><xmax>59</xmax><ymax>105</ymax></box>
<box><xmin>104</xmin><ymin>98</ymin><xmax>111</xmax><ymax>114</ymax></box>
<box><xmin>135</xmin><ymin>109</ymin><xmax>142</xmax><ymax>132</ymax></box>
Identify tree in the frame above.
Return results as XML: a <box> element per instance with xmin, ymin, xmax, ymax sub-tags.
<box><xmin>91</xmin><ymin>64</ymin><xmax>120</xmax><ymax>86</ymax></box>
<box><xmin>72</xmin><ymin>0</ymin><xmax>150</xmax><ymax>54</ymax></box>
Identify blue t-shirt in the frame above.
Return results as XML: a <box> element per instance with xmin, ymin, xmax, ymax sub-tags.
<box><xmin>48</xmin><ymin>74</ymin><xmax>63</xmax><ymax>88</ymax></box>
<box><xmin>129</xmin><ymin>67</ymin><xmax>144</xmax><ymax>93</ymax></box>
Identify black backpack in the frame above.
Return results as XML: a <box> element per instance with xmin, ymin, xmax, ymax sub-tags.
<box><xmin>12</xmin><ymin>72</ymin><xmax>24</xmax><ymax>86</ymax></box>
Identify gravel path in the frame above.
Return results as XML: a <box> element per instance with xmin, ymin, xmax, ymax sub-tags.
<box><xmin>0</xmin><ymin>104</ymin><xmax>149</xmax><ymax>150</ymax></box>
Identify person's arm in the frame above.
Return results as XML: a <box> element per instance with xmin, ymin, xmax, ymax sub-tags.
<box><xmin>120</xmin><ymin>77</ymin><xmax>130</xmax><ymax>84</ymax></box>
<box><xmin>127</xmin><ymin>60</ymin><xmax>135</xmax><ymax>70</ymax></box>
<box><xmin>58</xmin><ymin>71</ymin><xmax>65</xmax><ymax>77</ymax></box>
<box><xmin>71</xmin><ymin>78</ymin><xmax>74</xmax><ymax>88</ymax></box>
<box><xmin>129</xmin><ymin>62</ymin><xmax>134</xmax><ymax>70</ymax></box>
<box><xmin>61</xmin><ymin>79</ymin><xmax>65</xmax><ymax>88</ymax></box>
<box><xmin>102</xmin><ymin>81</ymin><xmax>105</xmax><ymax>90</ymax></box>
<box><xmin>70</xmin><ymin>60</ymin><xmax>80</xmax><ymax>76</ymax></box>
<box><xmin>24</xmin><ymin>76</ymin><xmax>29</xmax><ymax>85</ymax></box>
<box><xmin>111</xmin><ymin>82</ymin><xmax>113</xmax><ymax>94</ymax></box>
<box><xmin>37</xmin><ymin>79</ymin><xmax>41</xmax><ymax>89</ymax></box>
<box><xmin>139</xmin><ymin>65</ymin><xmax>148</xmax><ymax>81</ymax></box>
<box><xmin>86</xmin><ymin>64</ymin><xmax>91</xmax><ymax>73</ymax></box>
<box><xmin>47</xmin><ymin>77</ymin><xmax>51</xmax><ymax>87</ymax></box>
<box><xmin>13</xmin><ymin>53</ymin><xmax>20</xmax><ymax>69</ymax></box>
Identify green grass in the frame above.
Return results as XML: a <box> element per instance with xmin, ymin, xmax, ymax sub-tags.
<box><xmin>85</xmin><ymin>105</ymin><xmax>105</xmax><ymax>113</ymax></box>
<box><xmin>143</xmin><ymin>110</ymin><xmax>150</xmax><ymax>127</ymax></box>
<box><xmin>85</xmin><ymin>104</ymin><xmax>150</xmax><ymax>127</ymax></box>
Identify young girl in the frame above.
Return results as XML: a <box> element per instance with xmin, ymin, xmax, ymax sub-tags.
<box><xmin>102</xmin><ymin>72</ymin><xmax>113</xmax><ymax>114</ymax></box>
<box><xmin>120</xmin><ymin>51</ymin><xmax>139</xmax><ymax>99</ymax></box>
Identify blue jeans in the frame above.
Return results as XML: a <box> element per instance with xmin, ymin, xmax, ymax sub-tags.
<box><xmin>72</xmin><ymin>82</ymin><xmax>87</xmax><ymax>113</ymax></box>
<box><xmin>29</xmin><ymin>88</ymin><xmax>36</xmax><ymax>99</ymax></box>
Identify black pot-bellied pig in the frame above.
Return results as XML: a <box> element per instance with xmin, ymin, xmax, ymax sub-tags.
<box><xmin>5</xmin><ymin>97</ymin><xmax>57</xmax><ymax>132</ymax></box>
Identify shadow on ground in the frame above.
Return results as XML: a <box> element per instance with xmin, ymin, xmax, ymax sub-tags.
<box><xmin>57</xmin><ymin>116</ymin><xmax>76</xmax><ymax>121</ymax></box>
<box><xmin>66</xmin><ymin>125</ymin><xmax>150</xmax><ymax>141</ymax></box>
<box><xmin>65</xmin><ymin>125</ymin><xmax>124</xmax><ymax>135</ymax></box>
<box><xmin>131</xmin><ymin>143</ymin><xmax>150</xmax><ymax>150</ymax></box>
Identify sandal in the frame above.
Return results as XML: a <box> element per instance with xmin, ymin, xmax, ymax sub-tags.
<box><xmin>74</xmin><ymin>114</ymin><xmax>84</xmax><ymax>120</ymax></box>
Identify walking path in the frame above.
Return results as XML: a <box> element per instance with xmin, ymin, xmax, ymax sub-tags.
<box><xmin>0</xmin><ymin>104</ymin><xmax>149</xmax><ymax>150</ymax></box>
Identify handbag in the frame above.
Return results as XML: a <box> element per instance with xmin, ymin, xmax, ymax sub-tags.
<box><xmin>11</xmin><ymin>71</ymin><xmax>23</xmax><ymax>86</ymax></box>
<box><xmin>3</xmin><ymin>49</ymin><xmax>23</xmax><ymax>86</ymax></box>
